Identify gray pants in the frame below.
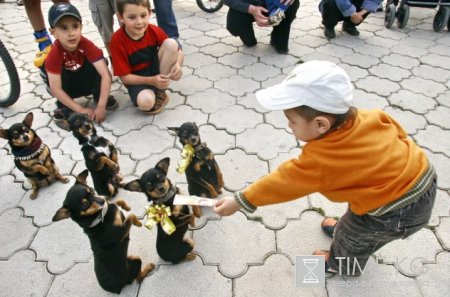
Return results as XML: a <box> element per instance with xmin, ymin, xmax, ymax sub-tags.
<box><xmin>328</xmin><ymin>178</ymin><xmax>437</xmax><ymax>276</ymax></box>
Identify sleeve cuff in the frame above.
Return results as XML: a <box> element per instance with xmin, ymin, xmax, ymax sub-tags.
<box><xmin>234</xmin><ymin>191</ymin><xmax>257</xmax><ymax>213</ymax></box>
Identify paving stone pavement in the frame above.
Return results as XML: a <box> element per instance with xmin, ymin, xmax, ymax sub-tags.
<box><xmin>0</xmin><ymin>0</ymin><xmax>449</xmax><ymax>296</ymax></box>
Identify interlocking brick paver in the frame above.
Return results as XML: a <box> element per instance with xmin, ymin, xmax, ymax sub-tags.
<box><xmin>0</xmin><ymin>208</ymin><xmax>37</xmax><ymax>258</ymax></box>
<box><xmin>193</xmin><ymin>211</ymin><xmax>275</xmax><ymax>277</ymax></box>
<box><xmin>31</xmin><ymin>218</ymin><xmax>91</xmax><ymax>274</ymax></box>
<box><xmin>210</xmin><ymin>105</ymin><xmax>263</xmax><ymax>134</ymax></box>
<box><xmin>1</xmin><ymin>0</ymin><xmax>450</xmax><ymax>295</ymax></box>
<box><xmin>375</xmin><ymin>229</ymin><xmax>442</xmax><ymax>276</ymax></box>
<box><xmin>384</xmin><ymin>106</ymin><xmax>427</xmax><ymax>135</ymax></box>
<box><xmin>47</xmin><ymin>260</ymin><xmax>139</xmax><ymax>297</ymax></box>
<box><xmin>235</xmin><ymin>254</ymin><xmax>327</xmax><ymax>297</ymax></box>
<box><xmin>424</xmin><ymin>106</ymin><xmax>450</xmax><ymax>129</ymax></box>
<box><xmin>415</xmin><ymin>125</ymin><xmax>450</xmax><ymax>156</ymax></box>
<box><xmin>186</xmin><ymin>88</ymin><xmax>235</xmax><ymax>113</ymax></box>
<box><xmin>355</xmin><ymin>76</ymin><xmax>401</xmax><ymax>97</ymax></box>
<box><xmin>327</xmin><ymin>257</ymin><xmax>422</xmax><ymax>296</ymax></box>
<box><xmin>0</xmin><ymin>175</ymin><xmax>26</xmax><ymax>213</ymax></box>
<box><xmin>116</xmin><ymin>125</ymin><xmax>173</xmax><ymax>160</ymax></box>
<box><xmin>141</xmin><ymin>257</ymin><xmax>232</xmax><ymax>297</ymax></box>
<box><xmin>278</xmin><ymin>211</ymin><xmax>332</xmax><ymax>260</ymax></box>
<box><xmin>435</xmin><ymin>217</ymin><xmax>450</xmax><ymax>250</ymax></box>
<box><xmin>19</xmin><ymin>176</ymin><xmax>75</xmax><ymax>226</ymax></box>
<box><xmin>416</xmin><ymin>252</ymin><xmax>450</xmax><ymax>297</ymax></box>
<box><xmin>0</xmin><ymin>150</ymin><xmax>15</xmax><ymax>176</ymax></box>
<box><xmin>428</xmin><ymin>189</ymin><xmax>450</xmax><ymax>226</ymax></box>
<box><xmin>0</xmin><ymin>250</ymin><xmax>53</xmax><ymax>297</ymax></box>
<box><xmin>387</xmin><ymin>90</ymin><xmax>436</xmax><ymax>114</ymax></box>
<box><xmin>236</xmin><ymin>123</ymin><xmax>297</xmax><ymax>160</ymax></box>
<box><xmin>216</xmin><ymin>148</ymin><xmax>268</xmax><ymax>191</ymax></box>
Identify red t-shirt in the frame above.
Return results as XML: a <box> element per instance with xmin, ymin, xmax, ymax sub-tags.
<box><xmin>45</xmin><ymin>36</ymin><xmax>104</xmax><ymax>74</ymax></box>
<box><xmin>110</xmin><ymin>24</ymin><xmax>168</xmax><ymax>77</ymax></box>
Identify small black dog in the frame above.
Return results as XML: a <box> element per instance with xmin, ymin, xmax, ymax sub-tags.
<box><xmin>169</xmin><ymin>122</ymin><xmax>224</xmax><ymax>198</ymax></box>
<box><xmin>53</xmin><ymin>170</ymin><xmax>154</xmax><ymax>294</ymax></box>
<box><xmin>68</xmin><ymin>113</ymin><xmax>122</xmax><ymax>197</ymax></box>
<box><xmin>124</xmin><ymin>157</ymin><xmax>202</xmax><ymax>264</ymax></box>
<box><xmin>0</xmin><ymin>112</ymin><xmax>68</xmax><ymax>199</ymax></box>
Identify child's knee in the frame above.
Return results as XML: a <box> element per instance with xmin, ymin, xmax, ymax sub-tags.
<box><xmin>160</xmin><ymin>38</ymin><xmax>179</xmax><ymax>54</ymax></box>
<box><xmin>136</xmin><ymin>90</ymin><xmax>155</xmax><ymax>111</ymax></box>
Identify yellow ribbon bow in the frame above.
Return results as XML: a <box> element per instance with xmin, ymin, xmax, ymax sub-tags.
<box><xmin>176</xmin><ymin>144</ymin><xmax>195</xmax><ymax>174</ymax></box>
<box><xmin>145</xmin><ymin>204</ymin><xmax>176</xmax><ymax>235</ymax></box>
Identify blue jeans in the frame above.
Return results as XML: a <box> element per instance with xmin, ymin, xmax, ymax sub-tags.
<box><xmin>153</xmin><ymin>0</ymin><xmax>179</xmax><ymax>39</ymax></box>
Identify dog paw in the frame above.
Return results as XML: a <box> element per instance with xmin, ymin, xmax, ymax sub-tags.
<box><xmin>137</xmin><ymin>262</ymin><xmax>156</xmax><ymax>283</ymax></box>
<box><xmin>30</xmin><ymin>192</ymin><xmax>38</xmax><ymax>200</ymax></box>
<box><xmin>61</xmin><ymin>177</ymin><xmax>70</xmax><ymax>183</ymax></box>
<box><xmin>133</xmin><ymin>220</ymin><xmax>142</xmax><ymax>227</ymax></box>
<box><xmin>185</xmin><ymin>252</ymin><xmax>196</xmax><ymax>261</ymax></box>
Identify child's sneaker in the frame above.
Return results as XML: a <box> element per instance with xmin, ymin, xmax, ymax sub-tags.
<box><xmin>268</xmin><ymin>8</ymin><xmax>285</xmax><ymax>26</ymax></box>
<box><xmin>34</xmin><ymin>44</ymin><xmax>52</xmax><ymax>68</ymax></box>
<box><xmin>145</xmin><ymin>90</ymin><xmax>169</xmax><ymax>115</ymax></box>
<box><xmin>106</xmin><ymin>95</ymin><xmax>118</xmax><ymax>110</ymax></box>
<box><xmin>52</xmin><ymin>107</ymin><xmax>72</xmax><ymax>131</ymax></box>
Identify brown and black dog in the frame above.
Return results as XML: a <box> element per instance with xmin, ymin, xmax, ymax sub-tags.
<box><xmin>68</xmin><ymin>113</ymin><xmax>122</xmax><ymax>198</ymax></box>
<box><xmin>124</xmin><ymin>157</ymin><xmax>202</xmax><ymax>264</ymax></box>
<box><xmin>53</xmin><ymin>170</ymin><xmax>155</xmax><ymax>294</ymax></box>
<box><xmin>0</xmin><ymin>112</ymin><xmax>68</xmax><ymax>199</ymax></box>
<box><xmin>169</xmin><ymin>122</ymin><xmax>224</xmax><ymax>198</ymax></box>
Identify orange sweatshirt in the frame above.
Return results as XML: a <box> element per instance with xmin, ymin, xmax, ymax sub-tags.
<box><xmin>243</xmin><ymin>109</ymin><xmax>430</xmax><ymax>215</ymax></box>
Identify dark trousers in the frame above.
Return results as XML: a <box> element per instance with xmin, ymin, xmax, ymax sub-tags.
<box><xmin>328</xmin><ymin>178</ymin><xmax>437</xmax><ymax>276</ymax></box>
<box><xmin>321</xmin><ymin>0</ymin><xmax>370</xmax><ymax>29</ymax></box>
<box><xmin>226</xmin><ymin>0</ymin><xmax>300</xmax><ymax>51</ymax></box>
<box><xmin>41</xmin><ymin>60</ymin><xmax>101</xmax><ymax>109</ymax></box>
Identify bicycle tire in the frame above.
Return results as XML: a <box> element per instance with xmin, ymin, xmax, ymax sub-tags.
<box><xmin>196</xmin><ymin>0</ymin><xmax>224</xmax><ymax>13</ymax></box>
<box><xmin>0</xmin><ymin>39</ymin><xmax>20</xmax><ymax>107</ymax></box>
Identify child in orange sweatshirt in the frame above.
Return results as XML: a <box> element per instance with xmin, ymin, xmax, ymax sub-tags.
<box><xmin>214</xmin><ymin>60</ymin><xmax>437</xmax><ymax>275</ymax></box>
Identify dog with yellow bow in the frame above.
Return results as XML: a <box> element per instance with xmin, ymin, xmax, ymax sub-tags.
<box><xmin>124</xmin><ymin>157</ymin><xmax>202</xmax><ymax>263</ymax></box>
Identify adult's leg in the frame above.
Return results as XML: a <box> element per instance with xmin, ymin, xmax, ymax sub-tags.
<box><xmin>270</xmin><ymin>0</ymin><xmax>299</xmax><ymax>53</ymax></box>
<box><xmin>89</xmin><ymin>0</ymin><xmax>116</xmax><ymax>57</ymax></box>
<box><xmin>226</xmin><ymin>7</ymin><xmax>257</xmax><ymax>46</ymax></box>
<box><xmin>153</xmin><ymin>0</ymin><xmax>179</xmax><ymax>39</ymax></box>
<box><xmin>321</xmin><ymin>0</ymin><xmax>344</xmax><ymax>29</ymax></box>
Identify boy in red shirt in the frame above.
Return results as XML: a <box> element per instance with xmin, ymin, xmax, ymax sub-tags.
<box><xmin>41</xmin><ymin>3</ymin><xmax>117</xmax><ymax>130</ymax></box>
<box><xmin>214</xmin><ymin>60</ymin><xmax>437</xmax><ymax>275</ymax></box>
<box><xmin>110</xmin><ymin>0</ymin><xmax>184</xmax><ymax>114</ymax></box>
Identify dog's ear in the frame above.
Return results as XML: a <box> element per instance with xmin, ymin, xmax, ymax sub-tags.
<box><xmin>0</xmin><ymin>129</ymin><xmax>7</xmax><ymax>140</ymax></box>
<box><xmin>167</xmin><ymin>127</ymin><xmax>179</xmax><ymax>136</ymax></box>
<box><xmin>53</xmin><ymin>207</ymin><xmax>70</xmax><ymax>221</ymax></box>
<box><xmin>23</xmin><ymin>112</ymin><xmax>34</xmax><ymax>128</ymax></box>
<box><xmin>156</xmin><ymin>157</ymin><xmax>170</xmax><ymax>174</ymax></box>
<box><xmin>123</xmin><ymin>179</ymin><xmax>143</xmax><ymax>192</ymax></box>
<box><xmin>75</xmin><ymin>170</ymin><xmax>89</xmax><ymax>185</ymax></box>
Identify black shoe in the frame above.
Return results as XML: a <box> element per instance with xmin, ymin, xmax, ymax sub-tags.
<box><xmin>106</xmin><ymin>95</ymin><xmax>118</xmax><ymax>110</ymax></box>
<box><xmin>53</xmin><ymin>107</ymin><xmax>72</xmax><ymax>131</ymax></box>
<box><xmin>270</xmin><ymin>40</ymin><xmax>289</xmax><ymax>54</ymax></box>
<box><xmin>239</xmin><ymin>36</ymin><xmax>257</xmax><ymax>47</ymax></box>
<box><xmin>342</xmin><ymin>23</ymin><xmax>360</xmax><ymax>36</ymax></box>
<box><xmin>324</xmin><ymin>27</ymin><xmax>336</xmax><ymax>39</ymax></box>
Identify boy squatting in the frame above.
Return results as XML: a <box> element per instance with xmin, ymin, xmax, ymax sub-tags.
<box><xmin>214</xmin><ymin>60</ymin><xmax>437</xmax><ymax>275</ymax></box>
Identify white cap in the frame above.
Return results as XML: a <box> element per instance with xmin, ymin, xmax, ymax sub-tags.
<box><xmin>256</xmin><ymin>60</ymin><xmax>353</xmax><ymax>114</ymax></box>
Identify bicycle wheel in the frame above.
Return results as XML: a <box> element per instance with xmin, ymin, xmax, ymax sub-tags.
<box><xmin>0</xmin><ymin>39</ymin><xmax>20</xmax><ymax>107</ymax></box>
<box><xmin>196</xmin><ymin>0</ymin><xmax>224</xmax><ymax>13</ymax></box>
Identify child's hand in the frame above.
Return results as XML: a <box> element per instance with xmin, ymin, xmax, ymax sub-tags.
<box><xmin>351</xmin><ymin>12</ymin><xmax>363</xmax><ymax>24</ymax></box>
<box><xmin>248</xmin><ymin>5</ymin><xmax>269</xmax><ymax>27</ymax></box>
<box><xmin>79</xmin><ymin>107</ymin><xmax>95</xmax><ymax>118</ymax></box>
<box><xmin>170</xmin><ymin>64</ymin><xmax>182</xmax><ymax>81</ymax></box>
<box><xmin>92</xmin><ymin>106</ymin><xmax>106</xmax><ymax>123</ymax></box>
<box><xmin>153</xmin><ymin>74</ymin><xmax>170</xmax><ymax>89</ymax></box>
<box><xmin>214</xmin><ymin>196</ymin><xmax>241</xmax><ymax>216</ymax></box>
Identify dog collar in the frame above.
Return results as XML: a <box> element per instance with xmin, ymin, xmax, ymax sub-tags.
<box><xmin>88</xmin><ymin>202</ymin><xmax>109</xmax><ymax>228</ymax></box>
<box><xmin>193</xmin><ymin>143</ymin><xmax>209</xmax><ymax>159</ymax></box>
<box><xmin>153</xmin><ymin>185</ymin><xmax>177</xmax><ymax>205</ymax></box>
<box><xmin>12</xmin><ymin>137</ymin><xmax>45</xmax><ymax>161</ymax></box>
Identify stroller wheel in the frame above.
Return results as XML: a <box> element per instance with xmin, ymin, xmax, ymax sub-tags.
<box><xmin>385</xmin><ymin>4</ymin><xmax>396</xmax><ymax>28</ymax></box>
<box><xmin>433</xmin><ymin>6</ymin><xmax>450</xmax><ymax>32</ymax></box>
<box><xmin>397</xmin><ymin>4</ymin><xmax>410</xmax><ymax>29</ymax></box>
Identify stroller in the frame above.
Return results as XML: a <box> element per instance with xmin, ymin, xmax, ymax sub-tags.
<box><xmin>384</xmin><ymin>0</ymin><xmax>450</xmax><ymax>32</ymax></box>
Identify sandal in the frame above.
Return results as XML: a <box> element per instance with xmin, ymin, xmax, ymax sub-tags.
<box><xmin>145</xmin><ymin>90</ymin><xmax>169</xmax><ymax>115</ymax></box>
<box><xmin>321</xmin><ymin>217</ymin><xmax>338</xmax><ymax>238</ymax></box>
